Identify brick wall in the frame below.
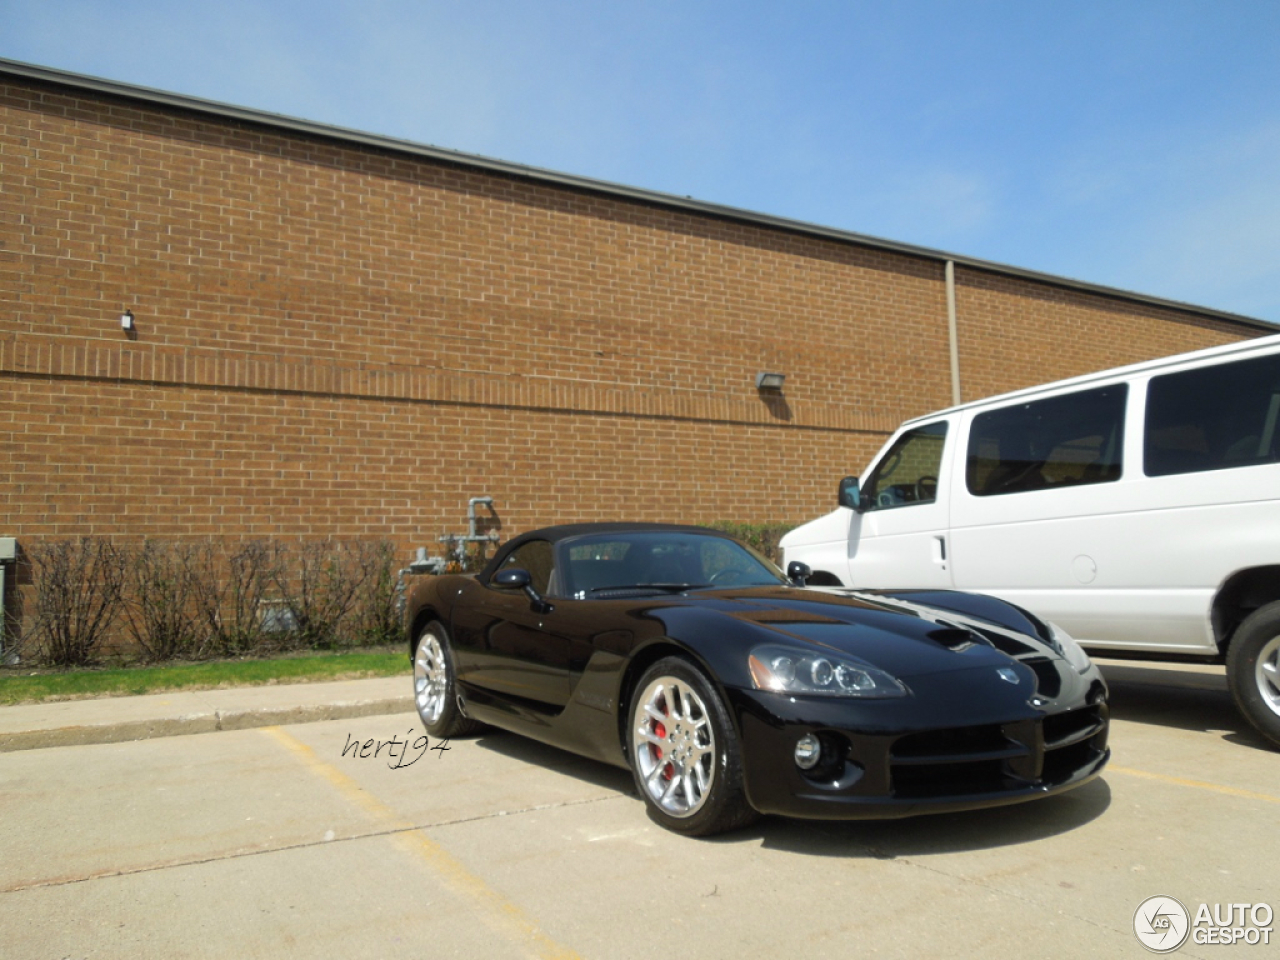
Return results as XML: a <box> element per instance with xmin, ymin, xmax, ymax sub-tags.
<box><xmin>954</xmin><ymin>270</ymin><xmax>1256</xmax><ymax>400</ymax></box>
<box><xmin>0</xmin><ymin>69</ymin><xmax>1265</xmax><ymax>573</ymax></box>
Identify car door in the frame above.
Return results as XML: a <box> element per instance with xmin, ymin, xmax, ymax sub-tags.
<box><xmin>846</xmin><ymin>420</ymin><xmax>953</xmax><ymax>589</ymax></box>
<box><xmin>449</xmin><ymin>539</ymin><xmax>579</xmax><ymax>707</ymax></box>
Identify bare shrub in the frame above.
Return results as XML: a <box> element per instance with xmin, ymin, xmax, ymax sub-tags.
<box><xmin>3</xmin><ymin>552</ymin><xmax>31</xmax><ymax>665</ymax></box>
<box><xmin>347</xmin><ymin>540</ymin><xmax>402</xmax><ymax>647</ymax></box>
<box><xmin>272</xmin><ymin>540</ymin><xmax>374</xmax><ymax>650</ymax></box>
<box><xmin>19</xmin><ymin>537</ymin><xmax>408</xmax><ymax>665</ymax></box>
<box><xmin>189</xmin><ymin>540</ymin><xmax>285</xmax><ymax>657</ymax></box>
<box><xmin>119</xmin><ymin>540</ymin><xmax>205</xmax><ymax>662</ymax></box>
<box><xmin>27</xmin><ymin>538</ymin><xmax>126</xmax><ymax>667</ymax></box>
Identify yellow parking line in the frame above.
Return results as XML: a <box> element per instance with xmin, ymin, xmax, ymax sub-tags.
<box><xmin>1110</xmin><ymin>764</ymin><xmax>1280</xmax><ymax>805</ymax></box>
<box><xmin>263</xmin><ymin>726</ymin><xmax>583</xmax><ymax>960</ymax></box>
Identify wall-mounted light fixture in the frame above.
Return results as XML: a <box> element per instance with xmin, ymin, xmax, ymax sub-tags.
<box><xmin>755</xmin><ymin>371</ymin><xmax>786</xmax><ymax>392</ymax></box>
<box><xmin>120</xmin><ymin>309</ymin><xmax>135</xmax><ymax>331</ymax></box>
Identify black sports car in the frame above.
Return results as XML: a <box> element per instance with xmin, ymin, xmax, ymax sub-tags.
<box><xmin>406</xmin><ymin>523</ymin><xmax>1109</xmax><ymax>836</ymax></box>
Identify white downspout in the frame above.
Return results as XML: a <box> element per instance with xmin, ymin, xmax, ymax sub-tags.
<box><xmin>945</xmin><ymin>260</ymin><xmax>961</xmax><ymax>406</ymax></box>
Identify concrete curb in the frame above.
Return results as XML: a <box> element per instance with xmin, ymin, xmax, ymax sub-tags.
<box><xmin>0</xmin><ymin>699</ymin><xmax>413</xmax><ymax>752</ymax></box>
<box><xmin>0</xmin><ymin>678</ymin><xmax>414</xmax><ymax>752</ymax></box>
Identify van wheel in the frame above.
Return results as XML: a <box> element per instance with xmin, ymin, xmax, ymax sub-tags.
<box><xmin>1226</xmin><ymin>602</ymin><xmax>1280</xmax><ymax>749</ymax></box>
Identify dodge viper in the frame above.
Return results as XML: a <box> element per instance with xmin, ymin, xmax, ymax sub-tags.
<box><xmin>406</xmin><ymin>523</ymin><xmax>1109</xmax><ymax>836</ymax></box>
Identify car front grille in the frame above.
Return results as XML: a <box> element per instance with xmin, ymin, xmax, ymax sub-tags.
<box><xmin>883</xmin><ymin>704</ymin><xmax>1108</xmax><ymax>800</ymax></box>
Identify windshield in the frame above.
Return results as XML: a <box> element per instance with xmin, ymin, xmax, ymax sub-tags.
<box><xmin>563</xmin><ymin>532</ymin><xmax>785</xmax><ymax>598</ymax></box>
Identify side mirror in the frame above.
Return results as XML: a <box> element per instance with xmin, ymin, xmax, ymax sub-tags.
<box><xmin>493</xmin><ymin>567</ymin><xmax>553</xmax><ymax>613</ymax></box>
<box><xmin>786</xmin><ymin>561</ymin><xmax>811</xmax><ymax>586</ymax></box>
<box><xmin>837</xmin><ymin>476</ymin><xmax>863</xmax><ymax>511</ymax></box>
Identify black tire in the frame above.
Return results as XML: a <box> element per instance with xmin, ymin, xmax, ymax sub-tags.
<box><xmin>626</xmin><ymin>657</ymin><xmax>759</xmax><ymax>836</ymax></box>
<box><xmin>412</xmin><ymin>621</ymin><xmax>483</xmax><ymax>738</ymax></box>
<box><xmin>1226</xmin><ymin>601</ymin><xmax>1280</xmax><ymax>749</ymax></box>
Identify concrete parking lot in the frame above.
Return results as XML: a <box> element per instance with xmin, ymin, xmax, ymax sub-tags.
<box><xmin>1</xmin><ymin>660</ymin><xmax>1276</xmax><ymax>959</ymax></box>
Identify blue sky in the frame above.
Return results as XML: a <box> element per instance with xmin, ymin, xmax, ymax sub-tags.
<box><xmin>6</xmin><ymin>0</ymin><xmax>1280</xmax><ymax>324</ymax></box>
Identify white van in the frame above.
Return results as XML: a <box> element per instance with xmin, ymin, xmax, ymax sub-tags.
<box><xmin>781</xmin><ymin>334</ymin><xmax>1280</xmax><ymax>745</ymax></box>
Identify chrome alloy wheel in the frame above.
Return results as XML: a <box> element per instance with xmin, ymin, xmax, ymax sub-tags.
<box><xmin>633</xmin><ymin>675</ymin><xmax>716</xmax><ymax>818</ymax></box>
<box><xmin>1256</xmin><ymin>634</ymin><xmax>1280</xmax><ymax>718</ymax></box>
<box><xmin>413</xmin><ymin>628</ymin><xmax>449</xmax><ymax>727</ymax></box>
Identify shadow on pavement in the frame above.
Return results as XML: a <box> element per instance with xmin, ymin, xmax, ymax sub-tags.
<box><xmin>468</xmin><ymin>723</ymin><xmax>1114</xmax><ymax>857</ymax></box>
<box><xmin>1099</xmin><ymin>662</ymin><xmax>1273</xmax><ymax>752</ymax></box>
<box><xmin>471</xmin><ymin>729</ymin><xmax>637</xmax><ymax>794</ymax></box>
<box><xmin>744</xmin><ymin>778</ymin><xmax>1111</xmax><ymax>857</ymax></box>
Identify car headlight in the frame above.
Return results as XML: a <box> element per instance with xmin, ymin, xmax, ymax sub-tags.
<box><xmin>1050</xmin><ymin>621</ymin><xmax>1093</xmax><ymax>674</ymax></box>
<box><xmin>748</xmin><ymin>644</ymin><xmax>907</xmax><ymax>698</ymax></box>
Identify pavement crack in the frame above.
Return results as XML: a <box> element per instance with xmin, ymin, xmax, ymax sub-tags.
<box><xmin>1</xmin><ymin>792</ymin><xmax>625</xmax><ymax>894</ymax></box>
<box><xmin>884</xmin><ymin>854</ymin><xmax>1129</xmax><ymax>942</ymax></box>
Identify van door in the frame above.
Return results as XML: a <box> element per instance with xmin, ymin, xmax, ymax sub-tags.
<box><xmin>948</xmin><ymin>384</ymin><xmax>1131</xmax><ymax>642</ymax></box>
<box><xmin>846</xmin><ymin>420</ymin><xmax>953</xmax><ymax>589</ymax></box>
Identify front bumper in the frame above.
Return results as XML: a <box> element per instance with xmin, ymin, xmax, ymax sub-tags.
<box><xmin>727</xmin><ymin>667</ymin><xmax>1110</xmax><ymax>820</ymax></box>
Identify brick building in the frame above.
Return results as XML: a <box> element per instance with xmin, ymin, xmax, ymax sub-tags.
<box><xmin>2</xmin><ymin>58</ymin><xmax>1274</xmax><ymax>574</ymax></box>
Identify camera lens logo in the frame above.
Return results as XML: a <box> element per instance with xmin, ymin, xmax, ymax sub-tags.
<box><xmin>1134</xmin><ymin>896</ymin><xmax>1190</xmax><ymax>953</ymax></box>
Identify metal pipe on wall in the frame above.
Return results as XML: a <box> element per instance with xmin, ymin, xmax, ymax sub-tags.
<box><xmin>946</xmin><ymin>260</ymin><xmax>962</xmax><ymax>406</ymax></box>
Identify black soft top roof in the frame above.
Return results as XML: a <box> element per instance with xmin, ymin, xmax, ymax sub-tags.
<box><xmin>478</xmin><ymin>522</ymin><xmax>733</xmax><ymax>581</ymax></box>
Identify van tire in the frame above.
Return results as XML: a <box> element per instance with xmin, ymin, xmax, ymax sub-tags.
<box><xmin>1226</xmin><ymin>601</ymin><xmax>1280</xmax><ymax>749</ymax></box>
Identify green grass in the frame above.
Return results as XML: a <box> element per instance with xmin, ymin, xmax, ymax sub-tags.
<box><xmin>0</xmin><ymin>649</ymin><xmax>408</xmax><ymax>705</ymax></box>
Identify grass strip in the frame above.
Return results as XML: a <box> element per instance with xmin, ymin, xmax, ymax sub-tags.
<box><xmin>0</xmin><ymin>650</ymin><xmax>407</xmax><ymax>705</ymax></box>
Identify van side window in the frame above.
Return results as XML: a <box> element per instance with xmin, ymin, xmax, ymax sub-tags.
<box><xmin>862</xmin><ymin>422</ymin><xmax>947</xmax><ymax>511</ymax></box>
<box><xmin>1145</xmin><ymin>352</ymin><xmax>1280</xmax><ymax>477</ymax></box>
<box><xmin>966</xmin><ymin>385</ymin><xmax>1126</xmax><ymax>497</ymax></box>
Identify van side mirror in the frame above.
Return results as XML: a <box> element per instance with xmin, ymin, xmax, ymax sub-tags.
<box><xmin>493</xmin><ymin>567</ymin><xmax>554</xmax><ymax>613</ymax></box>
<box><xmin>838</xmin><ymin>476</ymin><xmax>863</xmax><ymax>511</ymax></box>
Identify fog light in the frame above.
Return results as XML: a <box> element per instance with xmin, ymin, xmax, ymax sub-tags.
<box><xmin>794</xmin><ymin>733</ymin><xmax>822</xmax><ymax>770</ymax></box>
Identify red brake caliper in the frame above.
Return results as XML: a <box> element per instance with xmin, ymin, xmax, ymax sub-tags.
<box><xmin>652</xmin><ymin>696</ymin><xmax>673</xmax><ymax>780</ymax></box>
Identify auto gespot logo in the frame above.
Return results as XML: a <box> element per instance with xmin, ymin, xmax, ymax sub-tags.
<box><xmin>1134</xmin><ymin>896</ymin><xmax>1274</xmax><ymax>952</ymax></box>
